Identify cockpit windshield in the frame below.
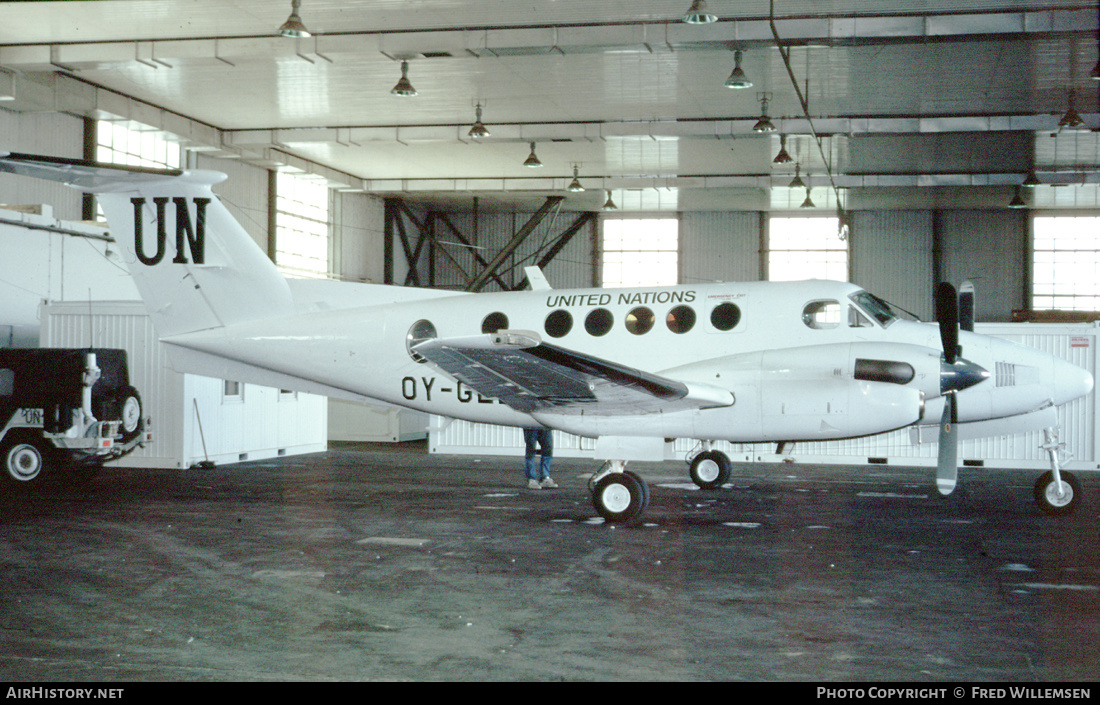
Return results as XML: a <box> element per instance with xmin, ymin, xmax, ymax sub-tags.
<box><xmin>850</xmin><ymin>291</ymin><xmax>914</xmax><ymax>327</ymax></box>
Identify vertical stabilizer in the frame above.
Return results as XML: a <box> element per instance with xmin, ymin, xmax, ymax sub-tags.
<box><xmin>0</xmin><ymin>153</ymin><xmax>293</xmax><ymax>337</ymax></box>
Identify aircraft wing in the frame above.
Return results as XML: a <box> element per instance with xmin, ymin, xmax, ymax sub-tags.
<box><xmin>413</xmin><ymin>330</ymin><xmax>733</xmax><ymax>416</ymax></box>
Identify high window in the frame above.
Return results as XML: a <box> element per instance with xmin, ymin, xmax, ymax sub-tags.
<box><xmin>1032</xmin><ymin>216</ymin><xmax>1100</xmax><ymax>311</ymax></box>
<box><xmin>602</xmin><ymin>218</ymin><xmax>678</xmax><ymax>288</ymax></box>
<box><xmin>275</xmin><ymin>172</ymin><xmax>331</xmax><ymax>279</ymax></box>
<box><xmin>767</xmin><ymin>217</ymin><xmax>847</xmax><ymax>282</ymax></box>
<box><xmin>95</xmin><ymin>121</ymin><xmax>183</xmax><ymax>221</ymax></box>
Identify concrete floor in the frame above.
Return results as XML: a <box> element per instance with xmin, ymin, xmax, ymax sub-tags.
<box><xmin>0</xmin><ymin>440</ymin><xmax>1097</xmax><ymax>682</ymax></box>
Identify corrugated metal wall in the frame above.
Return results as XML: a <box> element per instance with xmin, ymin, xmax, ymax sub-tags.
<box><xmin>0</xmin><ymin>110</ymin><xmax>84</xmax><ymax>220</ymax></box>
<box><xmin>430</xmin><ymin>323</ymin><xmax>1099</xmax><ymax>473</ymax></box>
<box><xmin>42</xmin><ymin>301</ymin><xmax>328</xmax><ymax>469</ymax></box>
<box><xmin>851</xmin><ymin>210</ymin><xmax>935</xmax><ymax>320</ymax></box>
<box><xmin>680</xmin><ymin>212</ymin><xmax>763</xmax><ymax>284</ymax></box>
<box><xmin>936</xmin><ymin>210</ymin><xmax>1027</xmax><ymax>322</ymax></box>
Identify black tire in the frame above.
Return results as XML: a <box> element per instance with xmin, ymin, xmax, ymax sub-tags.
<box><xmin>0</xmin><ymin>432</ymin><xmax>54</xmax><ymax>485</ymax></box>
<box><xmin>689</xmin><ymin>450</ymin><xmax>731</xmax><ymax>490</ymax></box>
<box><xmin>117</xmin><ymin>386</ymin><xmax>144</xmax><ymax>443</ymax></box>
<box><xmin>623</xmin><ymin>470</ymin><xmax>650</xmax><ymax>513</ymax></box>
<box><xmin>592</xmin><ymin>472</ymin><xmax>646</xmax><ymax>523</ymax></box>
<box><xmin>1033</xmin><ymin>470</ymin><xmax>1082</xmax><ymax>516</ymax></box>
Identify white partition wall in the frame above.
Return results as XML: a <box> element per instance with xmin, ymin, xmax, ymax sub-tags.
<box><xmin>42</xmin><ymin>301</ymin><xmax>328</xmax><ymax>469</ymax></box>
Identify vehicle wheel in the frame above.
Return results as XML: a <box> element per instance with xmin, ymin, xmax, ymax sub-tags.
<box><xmin>117</xmin><ymin>386</ymin><xmax>143</xmax><ymax>443</ymax></box>
<box><xmin>689</xmin><ymin>450</ymin><xmax>731</xmax><ymax>490</ymax></box>
<box><xmin>1</xmin><ymin>433</ymin><xmax>53</xmax><ymax>485</ymax></box>
<box><xmin>592</xmin><ymin>472</ymin><xmax>646</xmax><ymax>523</ymax></box>
<box><xmin>1033</xmin><ymin>470</ymin><xmax>1082</xmax><ymax>516</ymax></box>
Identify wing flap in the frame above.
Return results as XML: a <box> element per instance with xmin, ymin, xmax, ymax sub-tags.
<box><xmin>413</xmin><ymin>330</ymin><xmax>733</xmax><ymax>416</ymax></box>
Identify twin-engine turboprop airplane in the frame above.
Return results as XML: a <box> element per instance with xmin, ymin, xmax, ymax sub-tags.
<box><xmin>0</xmin><ymin>152</ymin><xmax>1093</xmax><ymax>521</ymax></box>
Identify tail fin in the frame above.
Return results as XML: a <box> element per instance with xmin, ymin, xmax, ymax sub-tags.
<box><xmin>0</xmin><ymin>152</ymin><xmax>292</xmax><ymax>337</ymax></box>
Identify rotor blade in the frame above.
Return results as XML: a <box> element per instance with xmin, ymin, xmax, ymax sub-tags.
<box><xmin>935</xmin><ymin>282</ymin><xmax>959</xmax><ymax>365</ymax></box>
<box><xmin>959</xmin><ymin>280</ymin><xmax>975</xmax><ymax>333</ymax></box>
<box><xmin>936</xmin><ymin>393</ymin><xmax>959</xmax><ymax>496</ymax></box>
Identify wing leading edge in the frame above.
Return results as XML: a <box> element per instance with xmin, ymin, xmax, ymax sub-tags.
<box><xmin>413</xmin><ymin>330</ymin><xmax>733</xmax><ymax>416</ymax></box>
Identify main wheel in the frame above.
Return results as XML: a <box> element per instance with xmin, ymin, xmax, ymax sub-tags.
<box><xmin>1033</xmin><ymin>470</ymin><xmax>1082</xmax><ymax>516</ymax></box>
<box><xmin>1</xmin><ymin>433</ymin><xmax>53</xmax><ymax>485</ymax></box>
<box><xmin>623</xmin><ymin>470</ymin><xmax>650</xmax><ymax>513</ymax></box>
<box><xmin>592</xmin><ymin>472</ymin><xmax>646</xmax><ymax>523</ymax></box>
<box><xmin>689</xmin><ymin>450</ymin><xmax>731</xmax><ymax>490</ymax></box>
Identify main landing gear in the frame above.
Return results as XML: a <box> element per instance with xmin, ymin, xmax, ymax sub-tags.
<box><xmin>589</xmin><ymin>460</ymin><xmax>650</xmax><ymax>523</ymax></box>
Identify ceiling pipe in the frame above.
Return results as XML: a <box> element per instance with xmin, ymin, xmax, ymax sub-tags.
<box><xmin>770</xmin><ymin>0</ymin><xmax>846</xmax><ymax>230</ymax></box>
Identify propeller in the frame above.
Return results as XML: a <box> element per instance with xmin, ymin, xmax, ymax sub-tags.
<box><xmin>933</xmin><ymin>282</ymin><xmax>988</xmax><ymax>495</ymax></box>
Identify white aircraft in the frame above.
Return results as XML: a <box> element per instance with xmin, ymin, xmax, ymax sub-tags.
<box><xmin>1</xmin><ymin>152</ymin><xmax>1093</xmax><ymax>521</ymax></box>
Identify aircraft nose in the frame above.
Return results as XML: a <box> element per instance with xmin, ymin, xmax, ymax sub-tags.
<box><xmin>1052</xmin><ymin>357</ymin><xmax>1093</xmax><ymax>406</ymax></box>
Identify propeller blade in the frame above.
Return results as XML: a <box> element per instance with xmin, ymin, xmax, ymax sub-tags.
<box><xmin>935</xmin><ymin>282</ymin><xmax>959</xmax><ymax>365</ymax></box>
<box><xmin>936</xmin><ymin>393</ymin><xmax>959</xmax><ymax>495</ymax></box>
<box><xmin>959</xmin><ymin>280</ymin><xmax>975</xmax><ymax>333</ymax></box>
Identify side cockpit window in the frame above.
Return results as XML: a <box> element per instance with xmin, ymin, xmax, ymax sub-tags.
<box><xmin>802</xmin><ymin>300</ymin><xmax>840</xmax><ymax>329</ymax></box>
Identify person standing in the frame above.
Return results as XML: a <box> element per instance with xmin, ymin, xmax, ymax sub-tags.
<box><xmin>523</xmin><ymin>427</ymin><xmax>557</xmax><ymax>489</ymax></box>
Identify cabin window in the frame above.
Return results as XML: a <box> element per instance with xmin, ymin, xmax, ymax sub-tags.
<box><xmin>482</xmin><ymin>312</ymin><xmax>509</xmax><ymax>334</ymax></box>
<box><xmin>666</xmin><ymin>305</ymin><xmax>696</xmax><ymax>334</ymax></box>
<box><xmin>545</xmin><ymin>309</ymin><xmax>573</xmax><ymax>338</ymax></box>
<box><xmin>222</xmin><ymin>380</ymin><xmax>243</xmax><ymax>400</ymax></box>
<box><xmin>802</xmin><ymin>300</ymin><xmax>841</xmax><ymax>329</ymax></box>
<box><xmin>0</xmin><ymin>369</ymin><xmax>13</xmax><ymax>397</ymax></box>
<box><xmin>625</xmin><ymin>307</ymin><xmax>655</xmax><ymax>335</ymax></box>
<box><xmin>406</xmin><ymin>319</ymin><xmax>438</xmax><ymax>363</ymax></box>
<box><xmin>585</xmin><ymin>308</ymin><xmax>614</xmax><ymax>337</ymax></box>
<box><xmin>710</xmin><ymin>303</ymin><xmax>741</xmax><ymax>331</ymax></box>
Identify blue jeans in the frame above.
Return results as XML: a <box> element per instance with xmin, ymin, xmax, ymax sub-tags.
<box><xmin>523</xmin><ymin>428</ymin><xmax>553</xmax><ymax>481</ymax></box>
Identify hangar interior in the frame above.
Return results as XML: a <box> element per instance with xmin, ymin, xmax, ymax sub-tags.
<box><xmin>0</xmin><ymin>0</ymin><xmax>1099</xmax><ymax>464</ymax></box>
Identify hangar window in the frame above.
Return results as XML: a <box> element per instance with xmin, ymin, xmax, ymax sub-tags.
<box><xmin>94</xmin><ymin>120</ymin><xmax>183</xmax><ymax>222</ymax></box>
<box><xmin>803</xmin><ymin>300</ymin><xmax>841</xmax><ymax>329</ymax></box>
<box><xmin>625</xmin><ymin>307</ymin><xmax>655</xmax><ymax>335</ymax></box>
<box><xmin>666</xmin><ymin>305</ymin><xmax>696</xmax><ymax>334</ymax></box>
<box><xmin>767</xmin><ymin>217</ymin><xmax>847</xmax><ymax>282</ymax></box>
<box><xmin>710</xmin><ymin>303</ymin><xmax>741</xmax><ymax>331</ymax></box>
<box><xmin>1033</xmin><ymin>216</ymin><xmax>1100</xmax><ymax>311</ymax></box>
<box><xmin>275</xmin><ymin>172</ymin><xmax>332</xmax><ymax>280</ymax></box>
<box><xmin>481</xmin><ymin>312</ymin><xmax>509</xmax><ymax>334</ymax></box>
<box><xmin>585</xmin><ymin>308</ymin><xmax>614</xmax><ymax>337</ymax></box>
<box><xmin>602</xmin><ymin>218</ymin><xmax>678</xmax><ymax>288</ymax></box>
<box><xmin>545</xmin><ymin>309</ymin><xmax>573</xmax><ymax>338</ymax></box>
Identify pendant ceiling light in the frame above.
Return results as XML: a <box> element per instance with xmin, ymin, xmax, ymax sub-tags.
<box><xmin>567</xmin><ymin>165</ymin><xmax>585</xmax><ymax>192</ymax></box>
<box><xmin>773</xmin><ymin>134</ymin><xmax>793</xmax><ymax>164</ymax></box>
<box><xmin>468</xmin><ymin>103</ymin><xmax>490</xmax><ymax>139</ymax></box>
<box><xmin>523</xmin><ymin>142</ymin><xmax>543</xmax><ymax>168</ymax></box>
<box><xmin>1008</xmin><ymin>185</ymin><xmax>1027</xmax><ymax>209</ymax></box>
<box><xmin>682</xmin><ymin>0</ymin><xmax>717</xmax><ymax>24</ymax></box>
<box><xmin>724</xmin><ymin>50</ymin><xmax>753</xmax><ymax>89</ymax></box>
<box><xmin>603</xmin><ymin>190</ymin><xmax>618</xmax><ymax>210</ymax></box>
<box><xmin>1091</xmin><ymin>59</ymin><xmax>1099</xmax><ymax>81</ymax></box>
<box><xmin>1058</xmin><ymin>90</ymin><xmax>1084</xmax><ymax>129</ymax></box>
<box><xmin>278</xmin><ymin>0</ymin><xmax>311</xmax><ymax>38</ymax></box>
<box><xmin>788</xmin><ymin>163</ymin><xmax>805</xmax><ymax>189</ymax></box>
<box><xmin>390</xmin><ymin>60</ymin><xmax>417</xmax><ymax>97</ymax></box>
<box><xmin>1023</xmin><ymin>169</ymin><xmax>1041</xmax><ymax>187</ymax></box>
<box><xmin>800</xmin><ymin>188</ymin><xmax>815</xmax><ymax>209</ymax></box>
<box><xmin>753</xmin><ymin>94</ymin><xmax>777</xmax><ymax>133</ymax></box>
